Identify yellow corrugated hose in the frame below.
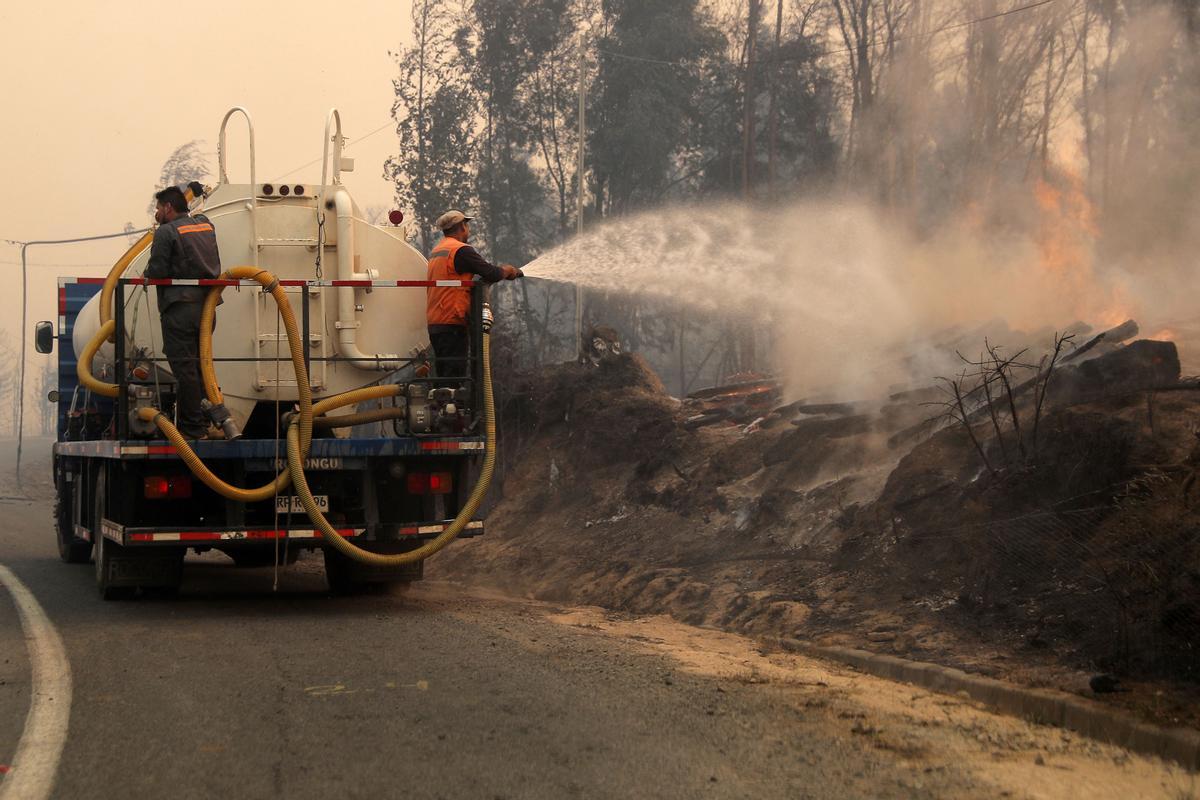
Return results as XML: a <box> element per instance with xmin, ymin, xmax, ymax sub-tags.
<box><xmin>286</xmin><ymin>333</ymin><xmax>495</xmax><ymax>566</ymax></box>
<box><xmin>78</xmin><ymin>320</ymin><xmax>120</xmax><ymax>398</ymax></box>
<box><xmin>78</xmin><ymin>231</ymin><xmax>155</xmax><ymax>395</ymax></box>
<box><xmin>137</xmin><ymin>380</ymin><xmax>404</xmax><ymax>502</ymax></box>
<box><xmin>313</xmin><ymin>384</ymin><xmax>400</xmax><ymax>416</ymax></box>
<box><xmin>312</xmin><ymin>407</ymin><xmax>406</xmax><ymax>429</ymax></box>
<box><xmin>99</xmin><ymin>232</ymin><xmax>154</xmax><ymax>339</ymax></box>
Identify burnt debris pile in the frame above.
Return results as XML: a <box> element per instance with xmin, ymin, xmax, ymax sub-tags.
<box><xmin>442</xmin><ymin>322</ymin><xmax>1200</xmax><ymax>722</ymax></box>
<box><xmin>838</xmin><ymin>323</ymin><xmax>1200</xmax><ymax>686</ymax></box>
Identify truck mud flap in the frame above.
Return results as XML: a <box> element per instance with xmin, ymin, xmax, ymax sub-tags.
<box><xmin>99</xmin><ymin>554</ymin><xmax>183</xmax><ymax>588</ymax></box>
<box><xmin>97</xmin><ymin>542</ymin><xmax>183</xmax><ymax>589</ymax></box>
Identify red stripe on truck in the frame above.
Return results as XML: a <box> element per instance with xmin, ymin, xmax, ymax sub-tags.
<box><xmin>127</xmin><ymin>529</ymin><xmax>362</xmax><ymax>542</ymax></box>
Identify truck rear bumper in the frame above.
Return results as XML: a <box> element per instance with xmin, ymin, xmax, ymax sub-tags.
<box><xmin>53</xmin><ymin>437</ymin><xmax>486</xmax><ymax>461</ymax></box>
<box><xmin>96</xmin><ymin>518</ymin><xmax>484</xmax><ymax>547</ymax></box>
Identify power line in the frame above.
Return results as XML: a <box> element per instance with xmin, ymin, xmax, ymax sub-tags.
<box><xmin>271</xmin><ymin>119</ymin><xmax>396</xmax><ymax>182</ymax></box>
<box><xmin>0</xmin><ymin>228</ymin><xmax>151</xmax><ymax>248</ymax></box>
<box><xmin>597</xmin><ymin>0</ymin><xmax>1057</xmax><ymax>66</ymax></box>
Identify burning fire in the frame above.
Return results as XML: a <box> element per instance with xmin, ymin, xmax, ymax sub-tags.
<box><xmin>1033</xmin><ymin>171</ymin><xmax>1133</xmax><ymax>327</ymax></box>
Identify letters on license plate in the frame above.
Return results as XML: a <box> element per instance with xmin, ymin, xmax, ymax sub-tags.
<box><xmin>275</xmin><ymin>495</ymin><xmax>328</xmax><ymax>514</ymax></box>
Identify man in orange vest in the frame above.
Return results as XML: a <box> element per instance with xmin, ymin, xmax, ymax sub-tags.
<box><xmin>426</xmin><ymin>210</ymin><xmax>522</xmax><ymax>379</ymax></box>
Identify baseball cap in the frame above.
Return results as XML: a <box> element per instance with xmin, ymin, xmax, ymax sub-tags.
<box><xmin>435</xmin><ymin>210</ymin><xmax>474</xmax><ymax>231</ymax></box>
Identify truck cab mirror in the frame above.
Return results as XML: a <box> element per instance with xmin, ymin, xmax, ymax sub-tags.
<box><xmin>34</xmin><ymin>321</ymin><xmax>54</xmax><ymax>354</ymax></box>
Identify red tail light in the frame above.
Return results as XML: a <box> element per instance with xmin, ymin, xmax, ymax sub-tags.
<box><xmin>407</xmin><ymin>472</ymin><xmax>453</xmax><ymax>494</ymax></box>
<box><xmin>144</xmin><ymin>475</ymin><xmax>192</xmax><ymax>499</ymax></box>
<box><xmin>428</xmin><ymin>472</ymin><xmax>452</xmax><ymax>494</ymax></box>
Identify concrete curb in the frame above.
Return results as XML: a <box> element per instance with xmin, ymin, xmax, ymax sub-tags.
<box><xmin>770</xmin><ymin>636</ymin><xmax>1200</xmax><ymax>771</ymax></box>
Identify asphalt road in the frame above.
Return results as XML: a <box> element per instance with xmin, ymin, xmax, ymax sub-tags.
<box><xmin>0</xmin><ymin>483</ymin><xmax>1187</xmax><ymax>799</ymax></box>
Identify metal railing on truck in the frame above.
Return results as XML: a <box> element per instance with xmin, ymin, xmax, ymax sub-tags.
<box><xmin>97</xmin><ymin>276</ymin><xmax>485</xmax><ymax>443</ymax></box>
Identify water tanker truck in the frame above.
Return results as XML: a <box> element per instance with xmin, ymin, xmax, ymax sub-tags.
<box><xmin>35</xmin><ymin>108</ymin><xmax>494</xmax><ymax>598</ymax></box>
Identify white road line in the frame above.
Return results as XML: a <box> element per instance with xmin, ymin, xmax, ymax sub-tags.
<box><xmin>0</xmin><ymin>565</ymin><xmax>72</xmax><ymax>800</ymax></box>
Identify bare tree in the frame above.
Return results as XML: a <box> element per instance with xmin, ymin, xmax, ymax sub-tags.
<box><xmin>827</xmin><ymin>0</ymin><xmax>917</xmax><ymax>194</ymax></box>
<box><xmin>147</xmin><ymin>140</ymin><xmax>212</xmax><ymax>212</ymax></box>
<box><xmin>525</xmin><ymin>11</ymin><xmax>584</xmax><ymax>241</ymax></box>
<box><xmin>743</xmin><ymin>0</ymin><xmax>763</xmax><ymax>198</ymax></box>
<box><xmin>929</xmin><ymin>333</ymin><xmax>1073</xmax><ymax>476</ymax></box>
<box><xmin>362</xmin><ymin>205</ymin><xmax>390</xmax><ymax>226</ymax></box>
<box><xmin>385</xmin><ymin>0</ymin><xmax>473</xmax><ymax>255</ymax></box>
<box><xmin>953</xmin><ymin>0</ymin><xmax>1082</xmax><ymax>196</ymax></box>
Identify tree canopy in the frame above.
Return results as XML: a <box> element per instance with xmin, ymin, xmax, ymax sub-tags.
<box><xmin>385</xmin><ymin>0</ymin><xmax>1200</xmax><ymax>267</ymax></box>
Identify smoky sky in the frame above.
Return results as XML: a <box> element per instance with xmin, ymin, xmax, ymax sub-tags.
<box><xmin>0</xmin><ymin>0</ymin><xmax>413</xmax><ymax>366</ymax></box>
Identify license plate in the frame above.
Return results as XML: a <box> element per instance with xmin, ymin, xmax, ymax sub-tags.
<box><xmin>275</xmin><ymin>495</ymin><xmax>328</xmax><ymax>514</ymax></box>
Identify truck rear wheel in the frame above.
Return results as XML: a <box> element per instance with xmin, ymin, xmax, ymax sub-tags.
<box><xmin>55</xmin><ymin>473</ymin><xmax>92</xmax><ymax>564</ymax></box>
<box><xmin>323</xmin><ymin>549</ymin><xmax>368</xmax><ymax>595</ymax></box>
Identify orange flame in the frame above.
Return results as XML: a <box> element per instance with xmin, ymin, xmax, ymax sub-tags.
<box><xmin>1033</xmin><ymin>171</ymin><xmax>1131</xmax><ymax>326</ymax></box>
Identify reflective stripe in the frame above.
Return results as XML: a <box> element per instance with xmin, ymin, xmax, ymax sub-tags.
<box><xmin>398</xmin><ymin>521</ymin><xmax>483</xmax><ymax>536</ymax></box>
<box><xmin>419</xmin><ymin>440</ymin><xmax>485</xmax><ymax>451</ymax></box>
<box><xmin>176</xmin><ymin>223</ymin><xmax>214</xmax><ymax>234</ymax></box>
<box><xmin>127</xmin><ymin>529</ymin><xmax>364</xmax><ymax>542</ymax></box>
<box><xmin>427</xmin><ymin>238</ymin><xmax>471</xmax><ymax>326</ymax></box>
<box><xmin>124</xmin><ymin>278</ymin><xmax>474</xmax><ymax>287</ymax></box>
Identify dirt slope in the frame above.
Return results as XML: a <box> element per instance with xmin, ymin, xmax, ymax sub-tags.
<box><xmin>440</xmin><ymin>350</ymin><xmax>1200</xmax><ymax>728</ymax></box>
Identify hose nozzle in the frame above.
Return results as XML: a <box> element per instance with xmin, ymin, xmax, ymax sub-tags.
<box><xmin>201</xmin><ymin>398</ymin><xmax>242</xmax><ymax>440</ymax></box>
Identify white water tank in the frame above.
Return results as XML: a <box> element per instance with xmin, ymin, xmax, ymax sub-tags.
<box><xmin>72</xmin><ymin>181</ymin><xmax>430</xmax><ymax>430</ymax></box>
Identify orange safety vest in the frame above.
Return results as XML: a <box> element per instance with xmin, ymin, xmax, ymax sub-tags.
<box><xmin>426</xmin><ymin>237</ymin><xmax>471</xmax><ymax>326</ymax></box>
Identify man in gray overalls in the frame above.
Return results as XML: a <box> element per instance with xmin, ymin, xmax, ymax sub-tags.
<box><xmin>145</xmin><ymin>186</ymin><xmax>222</xmax><ymax>439</ymax></box>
